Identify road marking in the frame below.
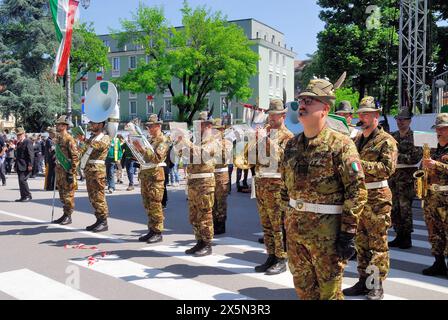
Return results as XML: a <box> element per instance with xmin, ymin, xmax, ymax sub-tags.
<box><xmin>215</xmin><ymin>237</ymin><xmax>448</xmax><ymax>296</ymax></box>
<box><xmin>70</xmin><ymin>256</ymin><xmax>251</xmax><ymax>300</ymax></box>
<box><xmin>0</xmin><ymin>269</ymin><xmax>97</xmax><ymax>300</ymax></box>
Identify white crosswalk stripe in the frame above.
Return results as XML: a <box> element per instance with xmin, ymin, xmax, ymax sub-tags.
<box><xmin>70</xmin><ymin>255</ymin><xmax>252</xmax><ymax>300</ymax></box>
<box><xmin>0</xmin><ymin>269</ymin><xmax>97</xmax><ymax>300</ymax></box>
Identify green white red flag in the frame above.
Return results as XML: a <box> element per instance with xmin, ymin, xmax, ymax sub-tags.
<box><xmin>49</xmin><ymin>0</ymin><xmax>79</xmax><ymax>77</ymax></box>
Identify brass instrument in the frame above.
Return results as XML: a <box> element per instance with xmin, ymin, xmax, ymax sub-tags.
<box><xmin>233</xmin><ymin>124</ymin><xmax>270</xmax><ymax>170</ymax></box>
<box><xmin>124</xmin><ymin>121</ymin><xmax>155</xmax><ymax>166</ymax></box>
<box><xmin>414</xmin><ymin>143</ymin><xmax>430</xmax><ymax>204</ymax></box>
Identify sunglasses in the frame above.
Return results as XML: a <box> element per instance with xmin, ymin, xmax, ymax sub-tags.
<box><xmin>299</xmin><ymin>97</ymin><xmax>319</xmax><ymax>106</ymax></box>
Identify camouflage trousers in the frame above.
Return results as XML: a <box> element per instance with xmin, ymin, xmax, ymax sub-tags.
<box><xmin>188</xmin><ymin>185</ymin><xmax>215</xmax><ymax>243</ymax></box>
<box><xmin>140</xmin><ymin>170</ymin><xmax>165</xmax><ymax>233</ymax></box>
<box><xmin>85</xmin><ymin>169</ymin><xmax>109</xmax><ymax>219</ymax></box>
<box><xmin>389</xmin><ymin>170</ymin><xmax>416</xmax><ymax>235</ymax></box>
<box><xmin>56</xmin><ymin>167</ymin><xmax>75</xmax><ymax>216</ymax></box>
<box><xmin>285</xmin><ymin>208</ymin><xmax>345</xmax><ymax>300</ymax></box>
<box><xmin>213</xmin><ymin>172</ymin><xmax>229</xmax><ymax>224</ymax></box>
<box><xmin>356</xmin><ymin>187</ymin><xmax>392</xmax><ymax>281</ymax></box>
<box><xmin>423</xmin><ymin>191</ymin><xmax>448</xmax><ymax>256</ymax></box>
<box><xmin>255</xmin><ymin>178</ymin><xmax>287</xmax><ymax>259</ymax></box>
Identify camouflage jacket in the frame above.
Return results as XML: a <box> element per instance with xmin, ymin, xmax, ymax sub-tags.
<box><xmin>81</xmin><ymin>133</ymin><xmax>110</xmax><ymax>173</ymax></box>
<box><xmin>177</xmin><ymin>134</ymin><xmax>219</xmax><ymax>189</ymax></box>
<box><xmin>254</xmin><ymin>124</ymin><xmax>294</xmax><ymax>175</ymax></box>
<box><xmin>428</xmin><ymin>143</ymin><xmax>448</xmax><ymax>187</ymax></box>
<box><xmin>391</xmin><ymin>130</ymin><xmax>422</xmax><ymax>166</ymax></box>
<box><xmin>55</xmin><ymin>132</ymin><xmax>79</xmax><ymax>175</ymax></box>
<box><xmin>354</xmin><ymin>126</ymin><xmax>398</xmax><ymax>183</ymax></box>
<box><xmin>280</xmin><ymin>126</ymin><xmax>367</xmax><ymax>234</ymax></box>
<box><xmin>140</xmin><ymin>132</ymin><xmax>170</xmax><ymax>181</ymax></box>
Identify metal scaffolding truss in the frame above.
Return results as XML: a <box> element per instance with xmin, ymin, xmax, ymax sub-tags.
<box><xmin>398</xmin><ymin>0</ymin><xmax>428</xmax><ymax>114</ymax></box>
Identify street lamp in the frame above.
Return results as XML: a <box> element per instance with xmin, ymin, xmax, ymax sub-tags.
<box><xmin>80</xmin><ymin>0</ymin><xmax>91</xmax><ymax>9</ymax></box>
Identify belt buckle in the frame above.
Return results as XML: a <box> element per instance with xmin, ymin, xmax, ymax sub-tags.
<box><xmin>295</xmin><ymin>200</ymin><xmax>304</xmax><ymax>210</ymax></box>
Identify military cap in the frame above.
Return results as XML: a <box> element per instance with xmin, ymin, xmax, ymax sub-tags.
<box><xmin>55</xmin><ymin>115</ymin><xmax>73</xmax><ymax>127</ymax></box>
<box><xmin>197</xmin><ymin>111</ymin><xmax>213</xmax><ymax>124</ymax></box>
<box><xmin>357</xmin><ymin>96</ymin><xmax>382</xmax><ymax>113</ymax></box>
<box><xmin>46</xmin><ymin>127</ymin><xmax>56</xmax><ymax>134</ymax></box>
<box><xmin>16</xmin><ymin>127</ymin><xmax>26</xmax><ymax>135</ymax></box>
<box><xmin>268</xmin><ymin>99</ymin><xmax>287</xmax><ymax>114</ymax></box>
<box><xmin>432</xmin><ymin>113</ymin><xmax>448</xmax><ymax>129</ymax></box>
<box><xmin>335</xmin><ymin>101</ymin><xmax>354</xmax><ymax>114</ymax></box>
<box><xmin>145</xmin><ymin>114</ymin><xmax>163</xmax><ymax>126</ymax></box>
<box><xmin>394</xmin><ymin>109</ymin><xmax>413</xmax><ymax>120</ymax></box>
<box><xmin>298</xmin><ymin>78</ymin><xmax>336</xmax><ymax>105</ymax></box>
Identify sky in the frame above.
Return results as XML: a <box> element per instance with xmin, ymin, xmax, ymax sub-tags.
<box><xmin>78</xmin><ymin>0</ymin><xmax>325</xmax><ymax>60</ymax></box>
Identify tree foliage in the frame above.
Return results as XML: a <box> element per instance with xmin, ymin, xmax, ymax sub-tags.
<box><xmin>114</xmin><ymin>1</ymin><xmax>259</xmax><ymax>124</ymax></box>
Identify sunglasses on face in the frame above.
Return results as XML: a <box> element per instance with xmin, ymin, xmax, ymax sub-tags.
<box><xmin>299</xmin><ymin>97</ymin><xmax>319</xmax><ymax>106</ymax></box>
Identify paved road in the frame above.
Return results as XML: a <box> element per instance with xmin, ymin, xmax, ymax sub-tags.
<box><xmin>0</xmin><ymin>172</ymin><xmax>447</xmax><ymax>300</ymax></box>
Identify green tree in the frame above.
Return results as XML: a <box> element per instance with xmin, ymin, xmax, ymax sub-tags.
<box><xmin>71</xmin><ymin>22</ymin><xmax>111</xmax><ymax>84</ymax></box>
<box><xmin>0</xmin><ymin>0</ymin><xmax>66</xmax><ymax>132</ymax></box>
<box><xmin>311</xmin><ymin>0</ymin><xmax>400</xmax><ymax>113</ymax></box>
<box><xmin>114</xmin><ymin>1</ymin><xmax>259</xmax><ymax>124</ymax></box>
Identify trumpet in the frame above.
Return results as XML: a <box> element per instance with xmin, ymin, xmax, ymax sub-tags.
<box><xmin>414</xmin><ymin>143</ymin><xmax>430</xmax><ymax>206</ymax></box>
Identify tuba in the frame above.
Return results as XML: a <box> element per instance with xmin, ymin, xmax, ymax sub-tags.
<box><xmin>84</xmin><ymin>81</ymin><xmax>120</xmax><ymax>137</ymax></box>
<box><xmin>414</xmin><ymin>143</ymin><xmax>430</xmax><ymax>205</ymax></box>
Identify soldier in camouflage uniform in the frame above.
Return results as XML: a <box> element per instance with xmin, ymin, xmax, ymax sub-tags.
<box><xmin>421</xmin><ymin>113</ymin><xmax>448</xmax><ymax>278</ymax></box>
<box><xmin>135</xmin><ymin>114</ymin><xmax>170</xmax><ymax>244</ymax></box>
<box><xmin>52</xmin><ymin>116</ymin><xmax>79</xmax><ymax>225</ymax></box>
<box><xmin>252</xmin><ymin>99</ymin><xmax>293</xmax><ymax>276</ymax></box>
<box><xmin>335</xmin><ymin>101</ymin><xmax>359</xmax><ymax>139</ymax></box>
<box><xmin>281</xmin><ymin>78</ymin><xmax>367</xmax><ymax>300</ymax></box>
<box><xmin>79</xmin><ymin>121</ymin><xmax>111</xmax><ymax>233</ymax></box>
<box><xmin>344</xmin><ymin>96</ymin><xmax>398</xmax><ymax>300</ymax></box>
<box><xmin>388</xmin><ymin>109</ymin><xmax>422</xmax><ymax>249</ymax></box>
<box><xmin>212</xmin><ymin>118</ymin><xmax>232</xmax><ymax>235</ymax></box>
<box><xmin>174</xmin><ymin>111</ymin><xmax>219</xmax><ymax>257</ymax></box>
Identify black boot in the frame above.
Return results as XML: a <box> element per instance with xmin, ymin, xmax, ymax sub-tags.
<box><xmin>185</xmin><ymin>241</ymin><xmax>205</xmax><ymax>255</ymax></box>
<box><xmin>258</xmin><ymin>237</ymin><xmax>264</xmax><ymax>244</ymax></box>
<box><xmin>349</xmin><ymin>251</ymin><xmax>357</xmax><ymax>261</ymax></box>
<box><xmin>398</xmin><ymin>233</ymin><xmax>412</xmax><ymax>249</ymax></box>
<box><xmin>343</xmin><ymin>278</ymin><xmax>368</xmax><ymax>296</ymax></box>
<box><xmin>53</xmin><ymin>214</ymin><xmax>72</xmax><ymax>225</ymax></box>
<box><xmin>265</xmin><ymin>258</ymin><xmax>287</xmax><ymax>275</ymax></box>
<box><xmin>194</xmin><ymin>243</ymin><xmax>212</xmax><ymax>257</ymax></box>
<box><xmin>422</xmin><ymin>255</ymin><xmax>448</xmax><ymax>277</ymax></box>
<box><xmin>237</xmin><ymin>183</ymin><xmax>242</xmax><ymax>193</ymax></box>
<box><xmin>86</xmin><ymin>219</ymin><xmax>108</xmax><ymax>233</ymax></box>
<box><xmin>367</xmin><ymin>282</ymin><xmax>384</xmax><ymax>300</ymax></box>
<box><xmin>139</xmin><ymin>230</ymin><xmax>154</xmax><ymax>242</ymax></box>
<box><xmin>147</xmin><ymin>233</ymin><xmax>163</xmax><ymax>244</ymax></box>
<box><xmin>254</xmin><ymin>254</ymin><xmax>277</xmax><ymax>273</ymax></box>
<box><xmin>388</xmin><ymin>232</ymin><xmax>402</xmax><ymax>248</ymax></box>
<box><xmin>214</xmin><ymin>221</ymin><xmax>226</xmax><ymax>235</ymax></box>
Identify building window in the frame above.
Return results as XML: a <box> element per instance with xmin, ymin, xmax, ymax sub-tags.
<box><xmin>276</xmin><ymin>52</ymin><xmax>279</xmax><ymax>66</ymax></box>
<box><xmin>146</xmin><ymin>100</ymin><xmax>154</xmax><ymax>115</ymax></box>
<box><xmin>264</xmin><ymin>34</ymin><xmax>267</xmax><ymax>41</ymax></box>
<box><xmin>103</xmin><ymin>40</ymin><xmax>110</xmax><ymax>48</ymax></box>
<box><xmin>269</xmin><ymin>74</ymin><xmax>273</xmax><ymax>89</ymax></box>
<box><xmin>269</xmin><ymin>50</ymin><xmax>273</xmax><ymax>64</ymax></box>
<box><xmin>112</xmin><ymin>57</ymin><xmax>120</xmax><ymax>77</ymax></box>
<box><xmin>129</xmin><ymin>92</ymin><xmax>137</xmax><ymax>99</ymax></box>
<box><xmin>129</xmin><ymin>101</ymin><xmax>137</xmax><ymax>117</ymax></box>
<box><xmin>283</xmin><ymin>78</ymin><xmax>286</xmax><ymax>91</ymax></box>
<box><xmin>81</xmin><ymin>81</ymin><xmax>88</xmax><ymax>96</ymax></box>
<box><xmin>276</xmin><ymin>76</ymin><xmax>280</xmax><ymax>90</ymax></box>
<box><xmin>256</xmin><ymin>32</ymin><xmax>259</xmax><ymax>39</ymax></box>
<box><xmin>272</xmin><ymin>35</ymin><xmax>275</xmax><ymax>43</ymax></box>
<box><xmin>129</xmin><ymin>56</ymin><xmax>137</xmax><ymax>70</ymax></box>
<box><xmin>164</xmin><ymin>99</ymin><xmax>172</xmax><ymax>113</ymax></box>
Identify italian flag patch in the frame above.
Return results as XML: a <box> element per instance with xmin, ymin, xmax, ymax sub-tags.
<box><xmin>351</xmin><ymin>161</ymin><xmax>362</xmax><ymax>173</ymax></box>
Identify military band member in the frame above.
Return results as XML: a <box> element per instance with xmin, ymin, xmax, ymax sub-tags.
<box><xmin>281</xmin><ymin>79</ymin><xmax>367</xmax><ymax>300</ymax></box>
<box><xmin>335</xmin><ymin>100</ymin><xmax>359</xmax><ymax>139</ymax></box>
<box><xmin>175</xmin><ymin>111</ymin><xmax>219</xmax><ymax>257</ymax></box>
<box><xmin>52</xmin><ymin>116</ymin><xmax>79</xmax><ymax>225</ymax></box>
<box><xmin>252</xmin><ymin>99</ymin><xmax>293</xmax><ymax>275</ymax></box>
<box><xmin>136</xmin><ymin>114</ymin><xmax>170</xmax><ymax>244</ymax></box>
<box><xmin>44</xmin><ymin>127</ymin><xmax>57</xmax><ymax>191</ymax></box>
<box><xmin>79</xmin><ymin>121</ymin><xmax>111</xmax><ymax>232</ymax></box>
<box><xmin>212</xmin><ymin>118</ymin><xmax>232</xmax><ymax>235</ymax></box>
<box><xmin>344</xmin><ymin>97</ymin><xmax>398</xmax><ymax>300</ymax></box>
<box><xmin>388</xmin><ymin>109</ymin><xmax>422</xmax><ymax>249</ymax></box>
<box><xmin>421</xmin><ymin>113</ymin><xmax>448</xmax><ymax>277</ymax></box>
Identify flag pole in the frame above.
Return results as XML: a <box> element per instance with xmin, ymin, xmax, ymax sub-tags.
<box><xmin>66</xmin><ymin>59</ymin><xmax>72</xmax><ymax>121</ymax></box>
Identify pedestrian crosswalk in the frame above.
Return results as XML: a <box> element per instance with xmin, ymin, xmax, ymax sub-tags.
<box><xmin>0</xmin><ymin>211</ymin><xmax>447</xmax><ymax>300</ymax></box>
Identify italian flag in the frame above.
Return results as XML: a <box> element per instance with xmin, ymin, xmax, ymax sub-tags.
<box><xmin>50</xmin><ymin>0</ymin><xmax>79</xmax><ymax>77</ymax></box>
